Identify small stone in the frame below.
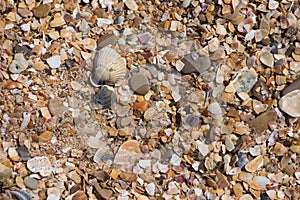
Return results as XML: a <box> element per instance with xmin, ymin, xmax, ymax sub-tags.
<box><xmin>39</xmin><ymin>131</ymin><xmax>53</xmax><ymax>143</ymax></box>
<box><xmin>170</xmin><ymin>153</ymin><xmax>181</xmax><ymax>166</ymax></box>
<box><xmin>119</xmin><ymin>172</ymin><xmax>138</xmax><ymax>182</ymax></box>
<box><xmin>93</xmin><ymin>144</ymin><xmax>114</xmax><ymax>166</ymax></box>
<box><xmin>245</xmin><ymin>155</ymin><xmax>264</xmax><ymax>173</ymax></box>
<box><xmin>281</xmin><ymin>77</ymin><xmax>300</xmax><ymax>96</ymax></box>
<box><xmin>13</xmin><ymin>45</ymin><xmax>32</xmax><ymax>57</ymax></box>
<box><xmin>97</xmin><ymin>34</ymin><xmax>118</xmax><ymax>49</ymax></box>
<box><xmin>33</xmin><ymin>4</ymin><xmax>51</xmax><ymax>18</ymax></box>
<box><xmin>129</xmin><ymin>73</ymin><xmax>150</xmax><ymax>95</ymax></box>
<box><xmin>9</xmin><ymin>53</ymin><xmax>29</xmax><ymax>74</ymax></box>
<box><xmin>40</xmin><ymin>107</ymin><xmax>51</xmax><ymax>119</ymax></box>
<box><xmin>186</xmin><ymin>115</ymin><xmax>200</xmax><ymax>127</ymax></box>
<box><xmin>94</xmin><ymin>183</ymin><xmax>112</xmax><ymax>200</ymax></box>
<box><xmin>24</xmin><ymin>176</ymin><xmax>39</xmax><ymax>190</ymax></box>
<box><xmin>253</xmin><ymin>176</ymin><xmax>270</xmax><ymax>189</ymax></box>
<box><xmin>248</xmin><ymin>110</ymin><xmax>277</xmax><ymax>134</ymax></box>
<box><xmin>46</xmin><ymin>55</ymin><xmax>61</xmax><ymax>69</ymax></box>
<box><xmin>260</xmin><ymin>52</ymin><xmax>274</xmax><ymax>67</ymax></box>
<box><xmin>125</xmin><ymin>0</ymin><xmax>138</xmax><ymax>10</ymax></box>
<box><xmin>113</xmin><ymin>140</ymin><xmax>141</xmax><ymax>169</ymax></box>
<box><xmin>208</xmin><ymin>102</ymin><xmax>222</xmax><ymax>115</ymax></box>
<box><xmin>94</xmin><ymin>86</ymin><xmax>117</xmax><ymax>109</ymax></box>
<box><xmin>236</xmin><ymin>153</ymin><xmax>249</xmax><ymax>168</ymax></box>
<box><xmin>138</xmin><ymin>160</ymin><xmax>151</xmax><ymax>169</ymax></box>
<box><xmin>16</xmin><ymin>146</ymin><xmax>31</xmax><ymax>161</ymax></box>
<box><xmin>48</xmin><ymin>97</ymin><xmax>68</xmax><ymax>116</ymax></box>
<box><xmin>279</xmin><ymin>90</ymin><xmax>300</xmax><ymax>117</ymax></box>
<box><xmin>50</xmin><ymin>13</ymin><xmax>66</xmax><ymax>27</ymax></box>
<box><xmin>27</xmin><ymin>156</ymin><xmax>52</xmax><ymax>176</ymax></box>
<box><xmin>226</xmin><ymin>68</ymin><xmax>257</xmax><ymax>93</ymax></box>
<box><xmin>145</xmin><ymin>183</ymin><xmax>155</xmax><ymax>196</ymax></box>
<box><xmin>216</xmin><ymin>171</ymin><xmax>229</xmax><ymax>189</ymax></box>
<box><xmin>138</xmin><ymin>32</ymin><xmax>152</xmax><ymax>44</ymax></box>
<box><xmin>8</xmin><ymin>147</ymin><xmax>21</xmax><ymax>162</ymax></box>
<box><xmin>268</xmin><ymin>0</ymin><xmax>279</xmax><ymax>10</ymax></box>
<box><xmin>181</xmin><ymin>54</ymin><xmax>211</xmax><ymax>74</ymax></box>
<box><xmin>132</xmin><ymin>100</ymin><xmax>149</xmax><ymax>113</ymax></box>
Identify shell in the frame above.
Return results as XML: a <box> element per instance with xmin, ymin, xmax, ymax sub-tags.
<box><xmin>91</xmin><ymin>47</ymin><xmax>126</xmax><ymax>86</ymax></box>
<box><xmin>10</xmin><ymin>190</ymin><xmax>32</xmax><ymax>200</ymax></box>
<box><xmin>94</xmin><ymin>85</ymin><xmax>117</xmax><ymax>109</ymax></box>
<box><xmin>260</xmin><ymin>52</ymin><xmax>274</xmax><ymax>67</ymax></box>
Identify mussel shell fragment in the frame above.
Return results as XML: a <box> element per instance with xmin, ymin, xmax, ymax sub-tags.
<box><xmin>94</xmin><ymin>85</ymin><xmax>117</xmax><ymax>109</ymax></box>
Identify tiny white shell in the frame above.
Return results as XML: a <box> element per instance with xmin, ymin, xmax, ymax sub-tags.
<box><xmin>91</xmin><ymin>47</ymin><xmax>126</xmax><ymax>85</ymax></box>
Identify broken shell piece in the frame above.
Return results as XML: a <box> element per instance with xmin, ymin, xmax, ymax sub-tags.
<box><xmin>208</xmin><ymin>38</ymin><xmax>220</xmax><ymax>52</ymax></box>
<box><xmin>225</xmin><ymin>68</ymin><xmax>257</xmax><ymax>93</ymax></box>
<box><xmin>260</xmin><ymin>52</ymin><xmax>274</xmax><ymax>67</ymax></box>
<box><xmin>91</xmin><ymin>47</ymin><xmax>126</xmax><ymax>85</ymax></box>
<box><xmin>94</xmin><ymin>85</ymin><xmax>117</xmax><ymax>109</ymax></box>
<box><xmin>279</xmin><ymin>89</ymin><xmax>300</xmax><ymax>117</ymax></box>
<box><xmin>50</xmin><ymin>13</ymin><xmax>65</xmax><ymax>27</ymax></box>
<box><xmin>9</xmin><ymin>53</ymin><xmax>29</xmax><ymax>73</ymax></box>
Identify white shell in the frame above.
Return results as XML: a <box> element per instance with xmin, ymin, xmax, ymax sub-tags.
<box><xmin>91</xmin><ymin>47</ymin><xmax>126</xmax><ymax>85</ymax></box>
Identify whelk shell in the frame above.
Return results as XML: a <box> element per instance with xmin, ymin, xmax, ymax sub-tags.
<box><xmin>90</xmin><ymin>47</ymin><xmax>126</xmax><ymax>86</ymax></box>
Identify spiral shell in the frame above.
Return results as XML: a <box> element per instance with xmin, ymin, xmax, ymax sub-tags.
<box><xmin>90</xmin><ymin>47</ymin><xmax>126</xmax><ymax>86</ymax></box>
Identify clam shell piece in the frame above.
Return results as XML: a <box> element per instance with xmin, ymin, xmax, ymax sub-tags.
<box><xmin>260</xmin><ymin>52</ymin><xmax>274</xmax><ymax>67</ymax></box>
<box><xmin>94</xmin><ymin>85</ymin><xmax>117</xmax><ymax>109</ymax></box>
<box><xmin>279</xmin><ymin>90</ymin><xmax>300</xmax><ymax>117</ymax></box>
<box><xmin>91</xmin><ymin>47</ymin><xmax>126</xmax><ymax>85</ymax></box>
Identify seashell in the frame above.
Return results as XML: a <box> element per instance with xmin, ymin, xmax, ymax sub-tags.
<box><xmin>208</xmin><ymin>37</ymin><xmax>219</xmax><ymax>52</ymax></box>
<box><xmin>10</xmin><ymin>190</ymin><xmax>32</xmax><ymax>200</ymax></box>
<box><xmin>268</xmin><ymin>0</ymin><xmax>279</xmax><ymax>10</ymax></box>
<box><xmin>94</xmin><ymin>85</ymin><xmax>117</xmax><ymax>109</ymax></box>
<box><xmin>260</xmin><ymin>52</ymin><xmax>274</xmax><ymax>67</ymax></box>
<box><xmin>50</xmin><ymin>13</ymin><xmax>65</xmax><ymax>27</ymax></box>
<box><xmin>275</xmin><ymin>75</ymin><xmax>287</xmax><ymax>85</ymax></box>
<box><xmin>279</xmin><ymin>89</ymin><xmax>300</xmax><ymax>117</ymax></box>
<box><xmin>90</xmin><ymin>47</ymin><xmax>126</xmax><ymax>86</ymax></box>
<box><xmin>78</xmin><ymin>38</ymin><xmax>97</xmax><ymax>51</ymax></box>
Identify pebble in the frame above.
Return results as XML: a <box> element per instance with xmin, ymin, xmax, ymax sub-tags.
<box><xmin>94</xmin><ymin>86</ymin><xmax>117</xmax><ymax>109</ymax></box>
<box><xmin>93</xmin><ymin>144</ymin><xmax>114</xmax><ymax>166</ymax></box>
<box><xmin>39</xmin><ymin>131</ymin><xmax>53</xmax><ymax>142</ymax></box>
<box><xmin>279</xmin><ymin>89</ymin><xmax>300</xmax><ymax>117</ymax></box>
<box><xmin>245</xmin><ymin>155</ymin><xmax>264</xmax><ymax>173</ymax></box>
<box><xmin>129</xmin><ymin>73</ymin><xmax>150</xmax><ymax>95</ymax></box>
<box><xmin>125</xmin><ymin>0</ymin><xmax>138</xmax><ymax>10</ymax></box>
<box><xmin>10</xmin><ymin>190</ymin><xmax>32</xmax><ymax>200</ymax></box>
<box><xmin>9</xmin><ymin>53</ymin><xmax>29</xmax><ymax>74</ymax></box>
<box><xmin>226</xmin><ymin>68</ymin><xmax>257</xmax><ymax>93</ymax></box>
<box><xmin>50</xmin><ymin>13</ymin><xmax>66</xmax><ymax>27</ymax></box>
<box><xmin>273</xmin><ymin>142</ymin><xmax>288</xmax><ymax>156</ymax></box>
<box><xmin>233</xmin><ymin>183</ymin><xmax>243</xmax><ymax>198</ymax></box>
<box><xmin>137</xmin><ymin>32</ymin><xmax>152</xmax><ymax>44</ymax></box>
<box><xmin>145</xmin><ymin>183</ymin><xmax>155</xmax><ymax>196</ymax></box>
<box><xmin>113</xmin><ymin>140</ymin><xmax>141</xmax><ymax>169</ymax></box>
<box><xmin>119</xmin><ymin>172</ymin><xmax>138</xmax><ymax>182</ymax></box>
<box><xmin>94</xmin><ymin>183</ymin><xmax>112</xmax><ymax>200</ymax></box>
<box><xmin>207</xmin><ymin>102</ymin><xmax>222</xmax><ymax>115</ymax></box>
<box><xmin>48</xmin><ymin>97</ymin><xmax>68</xmax><ymax>116</ymax></box>
<box><xmin>260</xmin><ymin>52</ymin><xmax>274</xmax><ymax>67</ymax></box>
<box><xmin>236</xmin><ymin>153</ymin><xmax>249</xmax><ymax>168</ymax></box>
<box><xmin>181</xmin><ymin>54</ymin><xmax>211</xmax><ymax>74</ymax></box>
<box><xmin>170</xmin><ymin>153</ymin><xmax>181</xmax><ymax>166</ymax></box>
<box><xmin>248</xmin><ymin>110</ymin><xmax>277</xmax><ymax>134</ymax></box>
<box><xmin>281</xmin><ymin>77</ymin><xmax>300</xmax><ymax>96</ymax></box>
<box><xmin>97</xmin><ymin>34</ymin><xmax>118</xmax><ymax>49</ymax></box>
<box><xmin>27</xmin><ymin>156</ymin><xmax>52</xmax><ymax>176</ymax></box>
<box><xmin>8</xmin><ymin>147</ymin><xmax>21</xmax><ymax>162</ymax></box>
<box><xmin>16</xmin><ymin>146</ymin><xmax>31</xmax><ymax>161</ymax></box>
<box><xmin>24</xmin><ymin>176</ymin><xmax>39</xmax><ymax>190</ymax></box>
<box><xmin>46</xmin><ymin>55</ymin><xmax>61</xmax><ymax>69</ymax></box>
<box><xmin>138</xmin><ymin>160</ymin><xmax>151</xmax><ymax>169</ymax></box>
<box><xmin>67</xmin><ymin>171</ymin><xmax>81</xmax><ymax>184</ymax></box>
<box><xmin>33</xmin><ymin>3</ymin><xmax>51</xmax><ymax>18</ymax></box>
<box><xmin>253</xmin><ymin>176</ymin><xmax>270</xmax><ymax>189</ymax></box>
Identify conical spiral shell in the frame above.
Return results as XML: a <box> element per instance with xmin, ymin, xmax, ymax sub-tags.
<box><xmin>91</xmin><ymin>47</ymin><xmax>126</xmax><ymax>85</ymax></box>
